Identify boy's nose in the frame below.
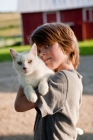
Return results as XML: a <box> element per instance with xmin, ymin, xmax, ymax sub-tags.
<box><xmin>39</xmin><ymin>52</ymin><xmax>46</xmax><ymax>57</ymax></box>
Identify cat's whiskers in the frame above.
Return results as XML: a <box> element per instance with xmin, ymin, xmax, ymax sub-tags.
<box><xmin>11</xmin><ymin>72</ymin><xmax>19</xmax><ymax>87</ymax></box>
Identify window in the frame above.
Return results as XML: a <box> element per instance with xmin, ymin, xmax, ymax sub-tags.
<box><xmin>83</xmin><ymin>8</ymin><xmax>93</xmax><ymax>22</ymax></box>
<box><xmin>43</xmin><ymin>11</ymin><xmax>60</xmax><ymax>23</ymax></box>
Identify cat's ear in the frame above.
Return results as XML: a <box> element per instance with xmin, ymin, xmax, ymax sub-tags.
<box><xmin>30</xmin><ymin>43</ymin><xmax>37</xmax><ymax>56</ymax></box>
<box><xmin>10</xmin><ymin>48</ymin><xmax>19</xmax><ymax>60</ymax></box>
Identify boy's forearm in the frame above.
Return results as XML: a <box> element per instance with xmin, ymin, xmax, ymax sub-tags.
<box><xmin>14</xmin><ymin>86</ymin><xmax>37</xmax><ymax>112</ymax></box>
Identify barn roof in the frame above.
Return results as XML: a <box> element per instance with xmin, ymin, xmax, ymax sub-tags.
<box><xmin>17</xmin><ymin>0</ymin><xmax>93</xmax><ymax>13</ymax></box>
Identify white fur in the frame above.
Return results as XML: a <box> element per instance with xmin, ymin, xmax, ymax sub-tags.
<box><xmin>10</xmin><ymin>44</ymin><xmax>54</xmax><ymax>103</ymax></box>
<box><xmin>76</xmin><ymin>127</ymin><xmax>83</xmax><ymax>135</ymax></box>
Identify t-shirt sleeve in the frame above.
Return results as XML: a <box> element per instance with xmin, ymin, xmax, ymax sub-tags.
<box><xmin>35</xmin><ymin>71</ymin><xmax>68</xmax><ymax>117</ymax></box>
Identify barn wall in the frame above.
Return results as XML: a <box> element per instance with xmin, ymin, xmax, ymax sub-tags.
<box><xmin>85</xmin><ymin>22</ymin><xmax>93</xmax><ymax>39</ymax></box>
<box><xmin>60</xmin><ymin>8</ymin><xmax>84</xmax><ymax>40</ymax></box>
<box><xmin>21</xmin><ymin>8</ymin><xmax>93</xmax><ymax>44</ymax></box>
<box><xmin>60</xmin><ymin>8</ymin><xmax>82</xmax><ymax>23</ymax></box>
<box><xmin>73</xmin><ymin>24</ymin><xmax>83</xmax><ymax>40</ymax></box>
<box><xmin>73</xmin><ymin>21</ymin><xmax>93</xmax><ymax>41</ymax></box>
<box><xmin>46</xmin><ymin>13</ymin><xmax>57</xmax><ymax>23</ymax></box>
<box><xmin>22</xmin><ymin>12</ymin><xmax>43</xmax><ymax>44</ymax></box>
<box><xmin>60</xmin><ymin>8</ymin><xmax>93</xmax><ymax>41</ymax></box>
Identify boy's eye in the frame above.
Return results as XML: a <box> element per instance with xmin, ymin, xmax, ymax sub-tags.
<box><xmin>28</xmin><ymin>60</ymin><xmax>32</xmax><ymax>63</ymax></box>
<box><xmin>17</xmin><ymin>61</ymin><xmax>22</xmax><ymax>65</ymax></box>
<box><xmin>44</xmin><ymin>44</ymin><xmax>51</xmax><ymax>49</ymax></box>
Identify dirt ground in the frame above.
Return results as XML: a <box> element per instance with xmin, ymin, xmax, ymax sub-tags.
<box><xmin>0</xmin><ymin>56</ymin><xmax>93</xmax><ymax>140</ymax></box>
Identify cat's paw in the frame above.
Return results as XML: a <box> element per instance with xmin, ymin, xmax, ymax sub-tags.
<box><xmin>38</xmin><ymin>81</ymin><xmax>49</xmax><ymax>95</ymax></box>
<box><xmin>30</xmin><ymin>94</ymin><xmax>38</xmax><ymax>103</ymax></box>
<box><xmin>76</xmin><ymin>127</ymin><xmax>84</xmax><ymax>135</ymax></box>
<box><xmin>24</xmin><ymin>86</ymin><xmax>38</xmax><ymax>103</ymax></box>
<box><xmin>25</xmin><ymin>92</ymin><xmax>38</xmax><ymax>103</ymax></box>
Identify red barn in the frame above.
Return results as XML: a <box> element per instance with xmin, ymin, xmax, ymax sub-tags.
<box><xmin>17</xmin><ymin>0</ymin><xmax>93</xmax><ymax>44</ymax></box>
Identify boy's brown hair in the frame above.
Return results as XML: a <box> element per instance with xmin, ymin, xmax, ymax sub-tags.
<box><xmin>31</xmin><ymin>22</ymin><xmax>79</xmax><ymax>69</ymax></box>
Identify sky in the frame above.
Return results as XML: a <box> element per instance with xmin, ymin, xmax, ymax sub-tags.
<box><xmin>0</xmin><ymin>0</ymin><xmax>93</xmax><ymax>13</ymax></box>
<box><xmin>0</xmin><ymin>0</ymin><xmax>17</xmax><ymax>12</ymax></box>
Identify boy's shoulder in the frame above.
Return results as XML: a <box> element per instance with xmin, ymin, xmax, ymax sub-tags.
<box><xmin>60</xmin><ymin>70</ymin><xmax>82</xmax><ymax>80</ymax></box>
<box><xmin>49</xmin><ymin>69</ymin><xmax>82</xmax><ymax>88</ymax></box>
<box><xmin>50</xmin><ymin>69</ymin><xmax>81</xmax><ymax>81</ymax></box>
<box><xmin>49</xmin><ymin>70</ymin><xmax>68</xmax><ymax>84</ymax></box>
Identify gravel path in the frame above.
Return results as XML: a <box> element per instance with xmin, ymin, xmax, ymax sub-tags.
<box><xmin>0</xmin><ymin>56</ymin><xmax>93</xmax><ymax>140</ymax></box>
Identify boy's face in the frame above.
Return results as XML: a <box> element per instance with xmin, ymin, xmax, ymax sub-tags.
<box><xmin>37</xmin><ymin>42</ymin><xmax>69</xmax><ymax>72</ymax></box>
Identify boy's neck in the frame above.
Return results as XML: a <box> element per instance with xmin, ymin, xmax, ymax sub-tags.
<box><xmin>55</xmin><ymin>63</ymin><xmax>74</xmax><ymax>72</ymax></box>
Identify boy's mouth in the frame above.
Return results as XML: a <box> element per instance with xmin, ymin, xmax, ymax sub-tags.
<box><xmin>44</xmin><ymin>57</ymin><xmax>52</xmax><ymax>63</ymax></box>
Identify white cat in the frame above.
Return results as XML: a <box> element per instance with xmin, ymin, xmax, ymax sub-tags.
<box><xmin>10</xmin><ymin>43</ymin><xmax>54</xmax><ymax>103</ymax></box>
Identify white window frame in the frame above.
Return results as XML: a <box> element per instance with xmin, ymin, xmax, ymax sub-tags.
<box><xmin>82</xmin><ymin>8</ymin><xmax>93</xmax><ymax>22</ymax></box>
<box><xmin>43</xmin><ymin>11</ymin><xmax>60</xmax><ymax>24</ymax></box>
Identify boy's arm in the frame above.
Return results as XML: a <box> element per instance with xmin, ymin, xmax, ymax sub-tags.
<box><xmin>14</xmin><ymin>86</ymin><xmax>37</xmax><ymax>112</ymax></box>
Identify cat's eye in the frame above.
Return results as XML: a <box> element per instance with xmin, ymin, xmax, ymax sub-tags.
<box><xmin>17</xmin><ymin>61</ymin><xmax>22</xmax><ymax>65</ymax></box>
<box><xmin>28</xmin><ymin>60</ymin><xmax>32</xmax><ymax>63</ymax></box>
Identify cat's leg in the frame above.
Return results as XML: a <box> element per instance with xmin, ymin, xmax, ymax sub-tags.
<box><xmin>24</xmin><ymin>85</ymin><xmax>37</xmax><ymax>103</ymax></box>
<box><xmin>38</xmin><ymin>77</ymin><xmax>49</xmax><ymax>95</ymax></box>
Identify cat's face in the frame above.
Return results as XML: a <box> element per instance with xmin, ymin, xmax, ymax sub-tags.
<box><xmin>10</xmin><ymin>44</ymin><xmax>38</xmax><ymax>76</ymax></box>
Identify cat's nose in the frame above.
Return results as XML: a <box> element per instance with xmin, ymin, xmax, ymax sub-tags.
<box><xmin>23</xmin><ymin>67</ymin><xmax>27</xmax><ymax>71</ymax></box>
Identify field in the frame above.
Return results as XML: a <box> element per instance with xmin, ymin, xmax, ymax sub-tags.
<box><xmin>0</xmin><ymin>13</ymin><xmax>22</xmax><ymax>47</ymax></box>
<box><xmin>0</xmin><ymin>13</ymin><xmax>21</xmax><ymax>37</ymax></box>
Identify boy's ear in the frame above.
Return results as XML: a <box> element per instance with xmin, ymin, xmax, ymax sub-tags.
<box><xmin>30</xmin><ymin>43</ymin><xmax>37</xmax><ymax>56</ymax></box>
<box><xmin>9</xmin><ymin>48</ymin><xmax>19</xmax><ymax>60</ymax></box>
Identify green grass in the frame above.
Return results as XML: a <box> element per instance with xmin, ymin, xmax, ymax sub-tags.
<box><xmin>78</xmin><ymin>40</ymin><xmax>93</xmax><ymax>55</ymax></box>
<box><xmin>0</xmin><ymin>39</ymin><xmax>93</xmax><ymax>62</ymax></box>
<box><xmin>0</xmin><ymin>46</ymin><xmax>30</xmax><ymax>62</ymax></box>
